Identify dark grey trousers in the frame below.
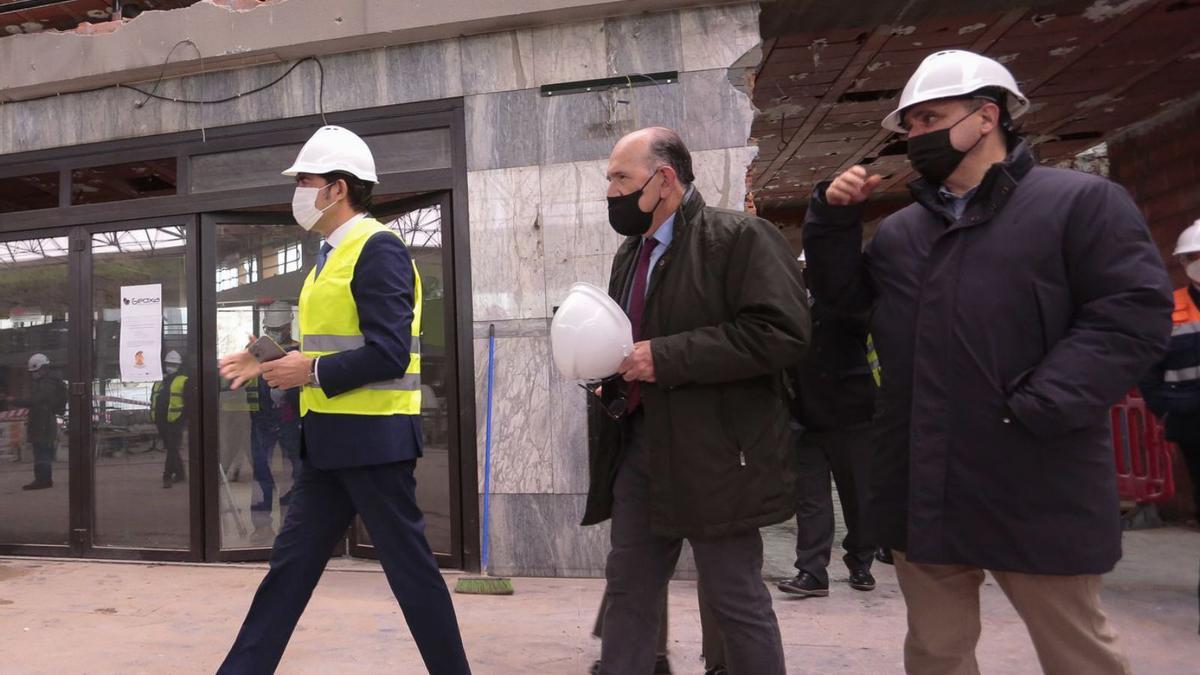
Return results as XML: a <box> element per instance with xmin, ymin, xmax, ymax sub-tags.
<box><xmin>793</xmin><ymin>425</ymin><xmax>875</xmax><ymax>584</ymax></box>
<box><xmin>598</xmin><ymin>416</ymin><xmax>785</xmax><ymax>675</ymax></box>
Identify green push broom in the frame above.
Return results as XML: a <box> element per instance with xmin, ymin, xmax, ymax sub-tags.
<box><xmin>455</xmin><ymin>324</ymin><xmax>514</xmax><ymax>595</ymax></box>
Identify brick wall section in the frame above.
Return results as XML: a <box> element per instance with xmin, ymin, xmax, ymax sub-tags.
<box><xmin>1110</xmin><ymin>98</ymin><xmax>1200</xmax><ymax>521</ymax></box>
<box><xmin>1110</xmin><ymin>98</ymin><xmax>1200</xmax><ymax>289</ymax></box>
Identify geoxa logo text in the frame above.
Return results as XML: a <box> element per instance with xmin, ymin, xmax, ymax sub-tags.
<box><xmin>123</xmin><ymin>297</ymin><xmax>161</xmax><ymax>306</ymax></box>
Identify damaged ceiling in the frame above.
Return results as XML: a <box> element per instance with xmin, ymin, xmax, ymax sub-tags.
<box><xmin>752</xmin><ymin>0</ymin><xmax>1200</xmax><ymax>213</ymax></box>
<box><xmin>0</xmin><ymin>0</ymin><xmax>197</xmax><ymax>34</ymax></box>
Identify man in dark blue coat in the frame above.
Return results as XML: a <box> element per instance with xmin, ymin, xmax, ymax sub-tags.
<box><xmin>804</xmin><ymin>50</ymin><xmax>1171</xmax><ymax>674</ymax></box>
<box><xmin>216</xmin><ymin>126</ymin><xmax>470</xmax><ymax>674</ymax></box>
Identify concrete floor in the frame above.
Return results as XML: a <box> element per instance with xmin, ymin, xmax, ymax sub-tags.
<box><xmin>1</xmin><ymin>528</ymin><xmax>1197</xmax><ymax>674</ymax></box>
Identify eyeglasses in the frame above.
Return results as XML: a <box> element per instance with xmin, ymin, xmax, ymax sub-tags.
<box><xmin>578</xmin><ymin>380</ymin><xmax>626</xmax><ymax>421</ymax></box>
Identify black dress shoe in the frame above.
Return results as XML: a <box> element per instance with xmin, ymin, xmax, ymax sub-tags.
<box><xmin>849</xmin><ymin>568</ymin><xmax>876</xmax><ymax>591</ymax></box>
<box><xmin>875</xmin><ymin>547</ymin><xmax>894</xmax><ymax>565</ymax></box>
<box><xmin>777</xmin><ymin>570</ymin><xmax>829</xmax><ymax>597</ymax></box>
<box><xmin>21</xmin><ymin>479</ymin><xmax>52</xmax><ymax>491</ymax></box>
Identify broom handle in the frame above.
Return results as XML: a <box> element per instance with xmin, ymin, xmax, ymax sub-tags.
<box><xmin>481</xmin><ymin>323</ymin><xmax>496</xmax><ymax>574</ymax></box>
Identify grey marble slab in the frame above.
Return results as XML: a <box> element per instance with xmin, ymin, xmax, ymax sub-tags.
<box><xmin>484</xmin><ymin>493</ymin><xmax>611</xmax><ymax>577</ymax></box>
<box><xmin>380</xmin><ymin>39</ymin><xmax>464</xmax><ymax>104</ymax></box>
<box><xmin>539</xmin><ymin>79</ymin><xmax>685</xmax><ymax>166</ymax></box>
<box><xmin>465</xmin><ymin>89</ymin><xmax>542</xmax><ymax>171</ymax></box>
<box><xmin>539</xmin><ymin>159</ymin><xmax>623</xmax><ymax>260</ymax></box>
<box><xmin>461</xmin><ymin>29</ymin><xmax>535</xmax><ymax>95</ymax></box>
<box><xmin>549</xmin><ymin>361</ymin><xmax>592</xmax><ymax>495</ymax></box>
<box><xmin>692</xmin><ymin>146</ymin><xmax>760</xmax><ymax>211</ymax></box>
<box><xmin>680</xmin><ymin>3</ymin><xmax>762</xmax><ymax>73</ymax></box>
<box><xmin>472</xmin><ymin>318</ymin><xmax>551</xmax><ymax>340</ymax></box>
<box><xmin>531</xmin><ymin>20</ymin><xmax>607</xmax><ymax>86</ymax></box>
<box><xmin>604</xmin><ymin>11</ymin><xmax>683</xmax><ymax>78</ymax></box>
<box><xmin>473</xmin><ymin>334</ymin><xmax>554</xmax><ymax>495</ymax></box>
<box><xmin>681</xmin><ymin>69</ymin><xmax>755</xmax><ymax>152</ymax></box>
<box><xmin>466</xmin><ymin>166</ymin><xmax>547</xmax><ymax>321</ymax></box>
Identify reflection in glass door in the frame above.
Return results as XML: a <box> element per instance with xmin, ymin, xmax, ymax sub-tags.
<box><xmin>352</xmin><ymin>192</ymin><xmax>458</xmax><ymax>561</ymax></box>
<box><xmin>0</xmin><ymin>235</ymin><xmax>72</xmax><ymax>548</ymax></box>
<box><xmin>205</xmin><ymin>214</ymin><xmax>315</xmax><ymax>553</ymax></box>
<box><xmin>204</xmin><ymin>193</ymin><xmax>462</xmax><ymax>565</ymax></box>
<box><xmin>89</xmin><ymin>224</ymin><xmax>195</xmax><ymax>550</ymax></box>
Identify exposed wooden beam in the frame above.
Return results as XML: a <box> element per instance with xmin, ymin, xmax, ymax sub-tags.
<box><xmin>1037</xmin><ymin>34</ymin><xmax>1200</xmax><ymax>139</ymax></box>
<box><xmin>752</xmin><ymin>24</ymin><xmax>893</xmax><ymax>191</ymax></box>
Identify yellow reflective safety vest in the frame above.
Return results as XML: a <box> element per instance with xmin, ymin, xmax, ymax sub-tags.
<box><xmin>151</xmin><ymin>374</ymin><xmax>188</xmax><ymax>423</ymax></box>
<box><xmin>299</xmin><ymin>218</ymin><xmax>422</xmax><ymax>416</ymax></box>
<box><xmin>866</xmin><ymin>333</ymin><xmax>882</xmax><ymax>388</ymax></box>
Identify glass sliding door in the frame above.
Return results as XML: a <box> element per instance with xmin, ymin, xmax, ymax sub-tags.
<box><xmin>0</xmin><ymin>234</ymin><xmax>72</xmax><ymax>548</ymax></box>
<box><xmin>87</xmin><ymin>221</ymin><xmax>198</xmax><ymax>553</ymax></box>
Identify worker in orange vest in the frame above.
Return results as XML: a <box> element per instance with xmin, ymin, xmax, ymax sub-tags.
<box><xmin>1140</xmin><ymin>217</ymin><xmax>1200</xmax><ymax>524</ymax></box>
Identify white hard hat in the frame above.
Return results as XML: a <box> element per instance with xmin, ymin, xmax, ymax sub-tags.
<box><xmin>27</xmin><ymin>353</ymin><xmax>49</xmax><ymax>372</ymax></box>
<box><xmin>882</xmin><ymin>50</ymin><xmax>1030</xmax><ymax>133</ymax></box>
<box><xmin>550</xmin><ymin>283</ymin><xmax>634</xmax><ymax>381</ymax></box>
<box><xmin>262</xmin><ymin>301</ymin><xmax>293</xmax><ymax>329</ymax></box>
<box><xmin>282</xmin><ymin>125</ymin><xmax>379</xmax><ymax>183</ymax></box>
<box><xmin>164</xmin><ymin>350</ymin><xmax>183</xmax><ymax>365</ymax></box>
<box><xmin>1174</xmin><ymin>219</ymin><xmax>1200</xmax><ymax>256</ymax></box>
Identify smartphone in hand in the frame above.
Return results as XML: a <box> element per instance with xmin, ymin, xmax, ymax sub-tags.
<box><xmin>249</xmin><ymin>335</ymin><xmax>287</xmax><ymax>363</ymax></box>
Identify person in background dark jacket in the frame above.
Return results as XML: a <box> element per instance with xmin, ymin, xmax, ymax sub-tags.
<box><xmin>804</xmin><ymin>50</ymin><xmax>1171</xmax><ymax>675</ymax></box>
<box><xmin>778</xmin><ymin>295</ymin><xmax>877</xmax><ymax>598</ymax></box>
<box><xmin>588</xmin><ymin>127</ymin><xmax>809</xmax><ymax>675</ymax></box>
<box><xmin>1140</xmin><ymin>218</ymin><xmax>1200</xmax><ymax>523</ymax></box>
<box><xmin>14</xmin><ymin>353</ymin><xmax>67</xmax><ymax>490</ymax></box>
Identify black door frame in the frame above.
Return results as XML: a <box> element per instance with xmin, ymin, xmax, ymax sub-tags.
<box><xmin>0</xmin><ymin>99</ymin><xmax>479</xmax><ymax>570</ymax></box>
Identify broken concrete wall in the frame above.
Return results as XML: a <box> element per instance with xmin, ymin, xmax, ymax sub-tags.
<box><xmin>0</xmin><ymin>1</ymin><xmax>763</xmax><ymax>577</ymax></box>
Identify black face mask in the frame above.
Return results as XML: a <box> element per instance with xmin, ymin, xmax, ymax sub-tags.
<box><xmin>906</xmin><ymin>109</ymin><xmax>984</xmax><ymax>186</ymax></box>
<box><xmin>607</xmin><ymin>170</ymin><xmax>664</xmax><ymax>237</ymax></box>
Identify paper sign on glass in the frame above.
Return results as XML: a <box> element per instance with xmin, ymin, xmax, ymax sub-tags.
<box><xmin>119</xmin><ymin>284</ymin><xmax>163</xmax><ymax>383</ymax></box>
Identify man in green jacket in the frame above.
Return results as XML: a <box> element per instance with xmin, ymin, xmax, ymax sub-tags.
<box><xmin>587</xmin><ymin>127</ymin><xmax>810</xmax><ymax>675</ymax></box>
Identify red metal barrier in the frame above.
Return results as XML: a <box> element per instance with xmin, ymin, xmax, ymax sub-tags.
<box><xmin>1110</xmin><ymin>394</ymin><xmax>1176</xmax><ymax>504</ymax></box>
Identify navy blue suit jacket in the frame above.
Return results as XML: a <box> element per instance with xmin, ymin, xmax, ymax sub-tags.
<box><xmin>302</xmin><ymin>231</ymin><xmax>422</xmax><ymax>470</ymax></box>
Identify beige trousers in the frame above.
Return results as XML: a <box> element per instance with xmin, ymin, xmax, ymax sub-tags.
<box><xmin>892</xmin><ymin>551</ymin><xmax>1130</xmax><ymax>675</ymax></box>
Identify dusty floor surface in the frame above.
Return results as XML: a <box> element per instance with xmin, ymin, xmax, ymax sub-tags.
<box><xmin>0</xmin><ymin>528</ymin><xmax>1197</xmax><ymax>674</ymax></box>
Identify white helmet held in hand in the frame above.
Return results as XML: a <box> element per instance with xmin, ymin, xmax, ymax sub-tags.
<box><xmin>27</xmin><ymin>353</ymin><xmax>49</xmax><ymax>372</ymax></box>
<box><xmin>1174</xmin><ymin>219</ymin><xmax>1200</xmax><ymax>256</ymax></box>
<box><xmin>282</xmin><ymin>125</ymin><xmax>379</xmax><ymax>183</ymax></box>
<box><xmin>882</xmin><ymin>49</ymin><xmax>1030</xmax><ymax>133</ymax></box>
<box><xmin>551</xmin><ymin>283</ymin><xmax>634</xmax><ymax>381</ymax></box>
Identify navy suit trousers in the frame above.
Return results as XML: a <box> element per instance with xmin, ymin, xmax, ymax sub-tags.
<box><xmin>217</xmin><ymin>460</ymin><xmax>471</xmax><ymax>674</ymax></box>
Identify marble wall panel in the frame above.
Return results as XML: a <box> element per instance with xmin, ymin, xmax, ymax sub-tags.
<box><xmin>549</xmin><ymin>362</ymin><xmax>591</xmax><ymax>495</ymax></box>
<box><xmin>604</xmin><ymin>11</ymin><xmax>683</xmax><ymax>78</ymax></box>
<box><xmin>531</xmin><ymin>20</ymin><xmax>607</xmax><ymax>86</ymax></box>
<box><xmin>681</xmin><ymin>69</ymin><xmax>756</xmax><ymax>153</ymax></box>
<box><xmin>379</xmin><ymin>39</ymin><xmax>464</xmax><ymax>103</ymax></box>
<box><xmin>472</xmin><ymin>334</ymin><xmax>554</xmax><ymax>496</ymax></box>
<box><xmin>680</xmin><ymin>3</ymin><xmax>762</xmax><ymax>73</ymax></box>
<box><xmin>460</xmin><ymin>30</ymin><xmax>535</xmax><ymax>95</ymax></box>
<box><xmin>540</xmin><ymin>80</ymin><xmax>685</xmax><ymax>166</ymax></box>
<box><xmin>465</xmin><ymin>89</ymin><xmax>542</xmax><ymax>171</ymax></box>
<box><xmin>485</xmin><ymin>493</ymin><xmax>611</xmax><ymax>577</ymax></box>
<box><xmin>691</xmin><ymin>145</ymin><xmax>759</xmax><ymax>211</ymax></box>
<box><xmin>467</xmin><ymin>166</ymin><xmax>547</xmax><ymax>321</ymax></box>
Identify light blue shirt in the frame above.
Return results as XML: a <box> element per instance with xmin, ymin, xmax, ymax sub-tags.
<box><xmin>938</xmin><ymin>185</ymin><xmax>978</xmax><ymax>221</ymax></box>
<box><xmin>643</xmin><ymin>213</ymin><xmax>675</xmax><ymax>294</ymax></box>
